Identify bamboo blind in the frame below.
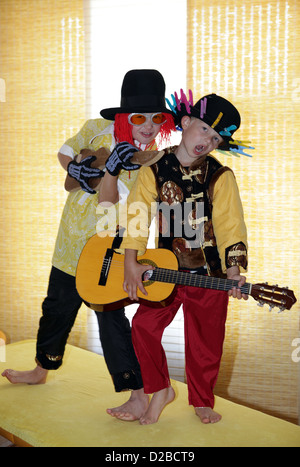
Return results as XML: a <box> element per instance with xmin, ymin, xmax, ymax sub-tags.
<box><xmin>187</xmin><ymin>0</ymin><xmax>299</xmax><ymax>423</ymax></box>
<box><xmin>0</xmin><ymin>0</ymin><xmax>87</xmax><ymax>348</ymax></box>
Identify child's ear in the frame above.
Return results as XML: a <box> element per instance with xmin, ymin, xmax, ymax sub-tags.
<box><xmin>181</xmin><ymin>115</ymin><xmax>191</xmax><ymax>129</ymax></box>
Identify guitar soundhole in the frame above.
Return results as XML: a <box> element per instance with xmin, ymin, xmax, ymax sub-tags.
<box><xmin>138</xmin><ymin>259</ymin><xmax>157</xmax><ymax>287</ymax></box>
<box><xmin>143</xmin><ymin>270</ymin><xmax>154</xmax><ymax>282</ymax></box>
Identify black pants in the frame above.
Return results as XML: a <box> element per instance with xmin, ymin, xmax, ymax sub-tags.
<box><xmin>36</xmin><ymin>266</ymin><xmax>143</xmax><ymax>391</ymax></box>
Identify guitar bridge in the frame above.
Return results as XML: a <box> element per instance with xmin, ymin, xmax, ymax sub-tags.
<box><xmin>99</xmin><ymin>248</ymin><xmax>114</xmax><ymax>286</ymax></box>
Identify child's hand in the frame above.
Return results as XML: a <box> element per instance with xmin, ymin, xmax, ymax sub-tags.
<box><xmin>226</xmin><ymin>266</ymin><xmax>248</xmax><ymax>300</ymax></box>
<box><xmin>106</xmin><ymin>142</ymin><xmax>140</xmax><ymax>176</ymax></box>
<box><xmin>67</xmin><ymin>156</ymin><xmax>104</xmax><ymax>194</ymax></box>
<box><xmin>123</xmin><ymin>250</ymin><xmax>154</xmax><ymax>301</ymax></box>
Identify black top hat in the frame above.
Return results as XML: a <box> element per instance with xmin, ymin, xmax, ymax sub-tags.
<box><xmin>172</xmin><ymin>92</ymin><xmax>241</xmax><ymax>149</ymax></box>
<box><xmin>192</xmin><ymin>94</ymin><xmax>241</xmax><ymax>149</ymax></box>
<box><xmin>167</xmin><ymin>90</ymin><xmax>253</xmax><ymax>156</ymax></box>
<box><xmin>100</xmin><ymin>69</ymin><xmax>173</xmax><ymax>120</ymax></box>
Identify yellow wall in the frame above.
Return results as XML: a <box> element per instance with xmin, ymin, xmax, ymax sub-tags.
<box><xmin>0</xmin><ymin>0</ymin><xmax>87</xmax><ymax>348</ymax></box>
<box><xmin>187</xmin><ymin>0</ymin><xmax>299</xmax><ymax>423</ymax></box>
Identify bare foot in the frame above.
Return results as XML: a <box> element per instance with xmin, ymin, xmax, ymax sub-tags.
<box><xmin>195</xmin><ymin>407</ymin><xmax>222</xmax><ymax>424</ymax></box>
<box><xmin>1</xmin><ymin>366</ymin><xmax>48</xmax><ymax>385</ymax></box>
<box><xmin>140</xmin><ymin>386</ymin><xmax>175</xmax><ymax>425</ymax></box>
<box><xmin>107</xmin><ymin>388</ymin><xmax>149</xmax><ymax>421</ymax></box>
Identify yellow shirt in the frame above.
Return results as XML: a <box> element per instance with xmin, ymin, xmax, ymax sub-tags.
<box><xmin>52</xmin><ymin>118</ymin><xmax>149</xmax><ymax>276</ymax></box>
<box><xmin>121</xmin><ymin>161</ymin><xmax>247</xmax><ymax>274</ymax></box>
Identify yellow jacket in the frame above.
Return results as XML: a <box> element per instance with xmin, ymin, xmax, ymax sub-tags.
<box><xmin>121</xmin><ymin>151</ymin><xmax>247</xmax><ymax>275</ymax></box>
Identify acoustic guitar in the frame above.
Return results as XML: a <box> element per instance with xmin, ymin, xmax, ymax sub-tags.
<box><xmin>76</xmin><ymin>233</ymin><xmax>297</xmax><ymax>312</ymax></box>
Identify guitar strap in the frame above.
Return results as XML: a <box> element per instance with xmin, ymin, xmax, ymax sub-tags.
<box><xmin>111</xmin><ymin>227</ymin><xmax>125</xmax><ymax>250</ymax></box>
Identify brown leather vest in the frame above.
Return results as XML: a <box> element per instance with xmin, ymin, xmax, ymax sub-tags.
<box><xmin>151</xmin><ymin>148</ymin><xmax>231</xmax><ymax>277</ymax></box>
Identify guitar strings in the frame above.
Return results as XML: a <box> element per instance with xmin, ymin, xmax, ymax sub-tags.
<box><xmin>94</xmin><ymin>256</ymin><xmax>251</xmax><ymax>294</ymax></box>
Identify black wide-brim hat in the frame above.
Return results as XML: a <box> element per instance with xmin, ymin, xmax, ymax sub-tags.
<box><xmin>100</xmin><ymin>69</ymin><xmax>173</xmax><ymax>120</ymax></box>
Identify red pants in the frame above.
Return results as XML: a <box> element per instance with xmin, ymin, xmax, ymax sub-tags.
<box><xmin>132</xmin><ymin>285</ymin><xmax>229</xmax><ymax>408</ymax></box>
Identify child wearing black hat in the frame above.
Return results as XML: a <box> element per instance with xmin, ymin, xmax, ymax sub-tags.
<box><xmin>2</xmin><ymin>70</ymin><xmax>175</xmax><ymax>421</ymax></box>
<box><xmin>122</xmin><ymin>91</ymin><xmax>252</xmax><ymax>424</ymax></box>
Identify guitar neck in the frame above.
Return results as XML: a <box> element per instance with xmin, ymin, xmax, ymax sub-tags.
<box><xmin>151</xmin><ymin>268</ymin><xmax>252</xmax><ymax>295</ymax></box>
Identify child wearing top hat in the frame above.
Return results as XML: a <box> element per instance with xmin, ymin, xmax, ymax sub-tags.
<box><xmin>121</xmin><ymin>91</ymin><xmax>251</xmax><ymax>424</ymax></box>
<box><xmin>2</xmin><ymin>70</ymin><xmax>175</xmax><ymax>420</ymax></box>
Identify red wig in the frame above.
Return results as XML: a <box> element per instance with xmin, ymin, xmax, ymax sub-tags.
<box><xmin>114</xmin><ymin>113</ymin><xmax>176</xmax><ymax>147</ymax></box>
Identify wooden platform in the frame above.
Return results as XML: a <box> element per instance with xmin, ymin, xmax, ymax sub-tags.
<box><xmin>0</xmin><ymin>340</ymin><xmax>299</xmax><ymax>447</ymax></box>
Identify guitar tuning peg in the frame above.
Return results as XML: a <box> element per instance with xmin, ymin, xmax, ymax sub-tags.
<box><xmin>257</xmin><ymin>301</ymin><xmax>264</xmax><ymax>307</ymax></box>
<box><xmin>269</xmin><ymin>304</ymin><xmax>275</xmax><ymax>311</ymax></box>
<box><xmin>278</xmin><ymin>306</ymin><xmax>285</xmax><ymax>313</ymax></box>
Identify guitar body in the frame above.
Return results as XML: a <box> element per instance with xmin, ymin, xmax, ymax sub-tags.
<box><xmin>76</xmin><ymin>233</ymin><xmax>297</xmax><ymax>312</ymax></box>
<box><xmin>76</xmin><ymin>233</ymin><xmax>178</xmax><ymax>311</ymax></box>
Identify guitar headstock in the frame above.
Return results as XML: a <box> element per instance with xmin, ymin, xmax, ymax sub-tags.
<box><xmin>251</xmin><ymin>283</ymin><xmax>297</xmax><ymax>312</ymax></box>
